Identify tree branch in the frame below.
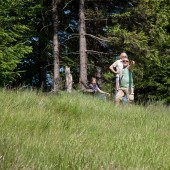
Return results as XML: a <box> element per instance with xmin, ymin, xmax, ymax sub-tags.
<box><xmin>85</xmin><ymin>19</ymin><xmax>108</xmax><ymax>21</ymax></box>
<box><xmin>63</xmin><ymin>0</ymin><xmax>74</xmax><ymax>9</ymax></box>
<box><xmin>63</xmin><ymin>34</ymin><xmax>79</xmax><ymax>43</ymax></box>
<box><xmin>85</xmin><ymin>33</ymin><xmax>109</xmax><ymax>42</ymax></box>
<box><xmin>86</xmin><ymin>50</ymin><xmax>110</xmax><ymax>55</ymax></box>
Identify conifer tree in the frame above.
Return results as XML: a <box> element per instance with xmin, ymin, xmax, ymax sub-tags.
<box><xmin>0</xmin><ymin>0</ymin><xmax>32</xmax><ymax>86</ymax></box>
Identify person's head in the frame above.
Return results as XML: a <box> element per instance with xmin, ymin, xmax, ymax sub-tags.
<box><xmin>120</xmin><ymin>52</ymin><xmax>128</xmax><ymax>60</ymax></box>
<box><xmin>91</xmin><ymin>77</ymin><xmax>97</xmax><ymax>84</ymax></box>
<box><xmin>122</xmin><ymin>58</ymin><xmax>129</xmax><ymax>67</ymax></box>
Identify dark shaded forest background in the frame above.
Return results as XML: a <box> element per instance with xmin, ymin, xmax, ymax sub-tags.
<box><xmin>0</xmin><ymin>0</ymin><xmax>169</xmax><ymax>104</ymax></box>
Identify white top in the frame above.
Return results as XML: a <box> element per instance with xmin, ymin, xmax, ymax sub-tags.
<box><xmin>111</xmin><ymin>59</ymin><xmax>123</xmax><ymax>77</ymax></box>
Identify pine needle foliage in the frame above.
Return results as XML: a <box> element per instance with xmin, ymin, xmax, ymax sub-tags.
<box><xmin>0</xmin><ymin>0</ymin><xmax>32</xmax><ymax>85</ymax></box>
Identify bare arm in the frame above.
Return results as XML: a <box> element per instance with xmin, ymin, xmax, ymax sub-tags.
<box><xmin>97</xmin><ymin>87</ymin><xmax>110</xmax><ymax>96</ymax></box>
<box><xmin>128</xmin><ymin>60</ymin><xmax>135</xmax><ymax>71</ymax></box>
<box><xmin>109</xmin><ymin>63</ymin><xmax>118</xmax><ymax>74</ymax></box>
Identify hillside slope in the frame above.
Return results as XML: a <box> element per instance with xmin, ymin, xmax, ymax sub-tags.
<box><xmin>0</xmin><ymin>90</ymin><xmax>170</xmax><ymax>169</ymax></box>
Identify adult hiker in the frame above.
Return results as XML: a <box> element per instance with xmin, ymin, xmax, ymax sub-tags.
<box><xmin>109</xmin><ymin>52</ymin><xmax>128</xmax><ymax>92</ymax></box>
<box><xmin>80</xmin><ymin>77</ymin><xmax>110</xmax><ymax>96</ymax></box>
<box><xmin>109</xmin><ymin>52</ymin><xmax>128</xmax><ymax>102</ymax></box>
<box><xmin>115</xmin><ymin>58</ymin><xmax>135</xmax><ymax>105</ymax></box>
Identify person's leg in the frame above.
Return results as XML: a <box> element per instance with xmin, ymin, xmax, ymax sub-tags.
<box><xmin>114</xmin><ymin>76</ymin><xmax>119</xmax><ymax>98</ymax></box>
<box><xmin>122</xmin><ymin>88</ymin><xmax>128</xmax><ymax>104</ymax></box>
<box><xmin>121</xmin><ymin>88</ymin><xmax>130</xmax><ymax>103</ymax></box>
<box><xmin>116</xmin><ymin>77</ymin><xmax>127</xmax><ymax>104</ymax></box>
<box><xmin>115</xmin><ymin>89</ymin><xmax>124</xmax><ymax>105</ymax></box>
<box><xmin>128</xmin><ymin>87</ymin><xmax>134</xmax><ymax>104</ymax></box>
<box><xmin>123</xmin><ymin>95</ymin><xmax>127</xmax><ymax>104</ymax></box>
<box><xmin>129</xmin><ymin>94</ymin><xmax>134</xmax><ymax>104</ymax></box>
<box><xmin>116</xmin><ymin>76</ymin><xmax>120</xmax><ymax>91</ymax></box>
<box><xmin>122</xmin><ymin>88</ymin><xmax>134</xmax><ymax>104</ymax></box>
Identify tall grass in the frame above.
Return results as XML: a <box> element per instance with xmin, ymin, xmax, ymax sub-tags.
<box><xmin>0</xmin><ymin>89</ymin><xmax>169</xmax><ymax>170</ymax></box>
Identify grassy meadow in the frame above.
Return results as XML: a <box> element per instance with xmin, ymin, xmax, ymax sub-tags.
<box><xmin>0</xmin><ymin>89</ymin><xmax>170</xmax><ymax>170</ymax></box>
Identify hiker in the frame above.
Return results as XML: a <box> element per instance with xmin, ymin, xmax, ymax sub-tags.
<box><xmin>109</xmin><ymin>52</ymin><xmax>129</xmax><ymax>102</ymax></box>
<box><xmin>115</xmin><ymin>58</ymin><xmax>135</xmax><ymax>105</ymax></box>
<box><xmin>80</xmin><ymin>77</ymin><xmax>110</xmax><ymax>96</ymax></box>
<box><xmin>109</xmin><ymin>52</ymin><xmax>128</xmax><ymax>92</ymax></box>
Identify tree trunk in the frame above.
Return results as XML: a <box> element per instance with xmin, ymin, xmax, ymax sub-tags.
<box><xmin>79</xmin><ymin>0</ymin><xmax>87</xmax><ymax>89</ymax></box>
<box><xmin>52</xmin><ymin>0</ymin><xmax>60</xmax><ymax>92</ymax></box>
<box><xmin>37</xmin><ymin>37</ymin><xmax>47</xmax><ymax>92</ymax></box>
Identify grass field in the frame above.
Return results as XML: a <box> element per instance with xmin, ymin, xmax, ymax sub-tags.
<box><xmin>0</xmin><ymin>90</ymin><xmax>170</xmax><ymax>170</ymax></box>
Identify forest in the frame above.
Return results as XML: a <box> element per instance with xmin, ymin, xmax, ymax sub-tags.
<box><xmin>0</xmin><ymin>0</ymin><xmax>169</xmax><ymax>104</ymax></box>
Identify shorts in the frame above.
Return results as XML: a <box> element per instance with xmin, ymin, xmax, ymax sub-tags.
<box><xmin>116</xmin><ymin>88</ymin><xmax>134</xmax><ymax>102</ymax></box>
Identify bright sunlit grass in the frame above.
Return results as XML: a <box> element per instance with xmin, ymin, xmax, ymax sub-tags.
<box><xmin>0</xmin><ymin>89</ymin><xmax>169</xmax><ymax>169</ymax></box>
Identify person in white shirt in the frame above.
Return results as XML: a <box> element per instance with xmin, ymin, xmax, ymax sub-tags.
<box><xmin>109</xmin><ymin>52</ymin><xmax>128</xmax><ymax>100</ymax></box>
